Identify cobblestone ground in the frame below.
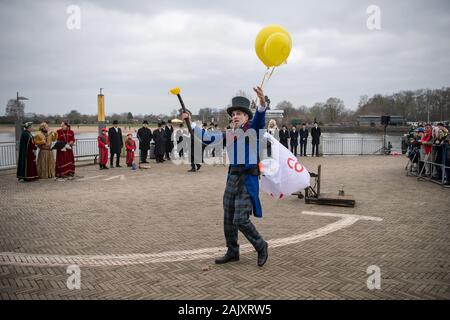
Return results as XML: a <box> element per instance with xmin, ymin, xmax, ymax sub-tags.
<box><xmin>0</xmin><ymin>155</ymin><xmax>449</xmax><ymax>299</ymax></box>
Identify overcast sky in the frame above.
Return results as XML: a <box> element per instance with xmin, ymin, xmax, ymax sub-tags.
<box><xmin>1</xmin><ymin>0</ymin><xmax>449</xmax><ymax>116</ymax></box>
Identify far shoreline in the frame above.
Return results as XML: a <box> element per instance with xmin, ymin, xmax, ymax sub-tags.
<box><xmin>0</xmin><ymin>124</ymin><xmax>409</xmax><ymax>135</ymax></box>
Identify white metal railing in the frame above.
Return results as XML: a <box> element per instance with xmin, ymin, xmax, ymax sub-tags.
<box><xmin>0</xmin><ymin>137</ymin><xmax>396</xmax><ymax>170</ymax></box>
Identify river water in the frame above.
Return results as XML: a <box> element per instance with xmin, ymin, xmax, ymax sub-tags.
<box><xmin>0</xmin><ymin>132</ymin><xmax>404</xmax><ymax>149</ymax></box>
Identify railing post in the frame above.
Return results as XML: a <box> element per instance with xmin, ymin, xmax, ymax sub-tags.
<box><xmin>341</xmin><ymin>137</ymin><xmax>344</xmax><ymax>155</ymax></box>
<box><xmin>361</xmin><ymin>138</ymin><xmax>364</xmax><ymax>155</ymax></box>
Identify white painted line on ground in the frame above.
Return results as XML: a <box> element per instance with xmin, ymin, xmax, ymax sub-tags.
<box><xmin>0</xmin><ymin>211</ymin><xmax>382</xmax><ymax>267</ymax></box>
<box><xmin>77</xmin><ymin>175</ymin><xmax>105</xmax><ymax>181</ymax></box>
<box><xmin>103</xmin><ymin>175</ymin><xmax>125</xmax><ymax>181</ymax></box>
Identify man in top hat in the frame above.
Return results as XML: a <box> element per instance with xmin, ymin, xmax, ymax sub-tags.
<box><xmin>137</xmin><ymin>120</ymin><xmax>152</xmax><ymax>163</ymax></box>
<box><xmin>108</xmin><ymin>120</ymin><xmax>123</xmax><ymax>167</ymax></box>
<box><xmin>98</xmin><ymin>127</ymin><xmax>109</xmax><ymax>170</ymax></box>
<box><xmin>17</xmin><ymin>122</ymin><xmax>38</xmax><ymax>182</ymax></box>
<box><xmin>182</xmin><ymin>86</ymin><xmax>269</xmax><ymax>267</ymax></box>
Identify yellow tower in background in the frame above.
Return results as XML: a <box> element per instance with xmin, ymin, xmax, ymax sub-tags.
<box><xmin>98</xmin><ymin>88</ymin><xmax>105</xmax><ymax>122</ymax></box>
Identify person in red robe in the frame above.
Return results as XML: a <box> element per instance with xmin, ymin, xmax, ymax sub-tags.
<box><xmin>16</xmin><ymin>122</ymin><xmax>38</xmax><ymax>182</ymax></box>
<box><xmin>98</xmin><ymin>127</ymin><xmax>109</xmax><ymax>170</ymax></box>
<box><xmin>125</xmin><ymin>132</ymin><xmax>136</xmax><ymax>167</ymax></box>
<box><xmin>55</xmin><ymin>121</ymin><xmax>75</xmax><ymax>180</ymax></box>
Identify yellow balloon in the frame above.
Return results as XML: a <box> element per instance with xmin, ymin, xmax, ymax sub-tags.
<box><xmin>255</xmin><ymin>24</ymin><xmax>291</xmax><ymax>67</ymax></box>
<box><xmin>263</xmin><ymin>32</ymin><xmax>292</xmax><ymax>66</ymax></box>
<box><xmin>169</xmin><ymin>87</ymin><xmax>181</xmax><ymax>95</ymax></box>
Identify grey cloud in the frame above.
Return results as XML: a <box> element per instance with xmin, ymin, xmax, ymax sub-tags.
<box><xmin>0</xmin><ymin>0</ymin><xmax>449</xmax><ymax>116</ymax></box>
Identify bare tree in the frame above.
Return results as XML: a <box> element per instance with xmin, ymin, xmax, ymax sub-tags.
<box><xmin>323</xmin><ymin>97</ymin><xmax>345</xmax><ymax>123</ymax></box>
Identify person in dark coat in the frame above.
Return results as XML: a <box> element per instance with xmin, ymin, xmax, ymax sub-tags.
<box><xmin>289</xmin><ymin>125</ymin><xmax>299</xmax><ymax>156</ymax></box>
<box><xmin>108</xmin><ymin>120</ymin><xmax>123</xmax><ymax>167</ymax></box>
<box><xmin>299</xmin><ymin>123</ymin><xmax>309</xmax><ymax>157</ymax></box>
<box><xmin>153</xmin><ymin>122</ymin><xmax>167</xmax><ymax>163</ymax></box>
<box><xmin>164</xmin><ymin>120</ymin><xmax>174</xmax><ymax>160</ymax></box>
<box><xmin>137</xmin><ymin>120</ymin><xmax>152</xmax><ymax>163</ymax></box>
<box><xmin>311</xmin><ymin>122</ymin><xmax>321</xmax><ymax>157</ymax></box>
<box><xmin>279</xmin><ymin>125</ymin><xmax>289</xmax><ymax>149</ymax></box>
<box><xmin>17</xmin><ymin>122</ymin><xmax>38</xmax><ymax>182</ymax></box>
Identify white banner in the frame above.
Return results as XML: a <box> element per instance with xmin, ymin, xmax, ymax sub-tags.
<box><xmin>260</xmin><ymin>132</ymin><xmax>310</xmax><ymax>198</ymax></box>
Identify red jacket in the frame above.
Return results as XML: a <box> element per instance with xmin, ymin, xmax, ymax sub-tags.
<box><xmin>98</xmin><ymin>134</ymin><xmax>109</xmax><ymax>149</ymax></box>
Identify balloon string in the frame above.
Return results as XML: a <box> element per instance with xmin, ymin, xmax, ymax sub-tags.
<box><xmin>267</xmin><ymin>66</ymin><xmax>276</xmax><ymax>82</ymax></box>
<box><xmin>253</xmin><ymin>67</ymin><xmax>275</xmax><ymax>107</ymax></box>
<box><xmin>260</xmin><ymin>67</ymin><xmax>270</xmax><ymax>89</ymax></box>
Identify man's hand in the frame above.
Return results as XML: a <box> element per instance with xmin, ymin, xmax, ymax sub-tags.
<box><xmin>253</xmin><ymin>86</ymin><xmax>266</xmax><ymax>109</ymax></box>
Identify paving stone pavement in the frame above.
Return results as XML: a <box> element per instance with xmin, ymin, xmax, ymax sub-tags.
<box><xmin>0</xmin><ymin>156</ymin><xmax>449</xmax><ymax>300</ymax></box>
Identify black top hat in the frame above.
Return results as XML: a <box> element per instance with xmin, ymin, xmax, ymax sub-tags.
<box><xmin>143</xmin><ymin>120</ymin><xmax>149</xmax><ymax>124</ymax></box>
<box><xmin>112</xmin><ymin>120</ymin><xmax>119</xmax><ymax>125</ymax></box>
<box><xmin>226</xmin><ymin>96</ymin><xmax>253</xmax><ymax>120</ymax></box>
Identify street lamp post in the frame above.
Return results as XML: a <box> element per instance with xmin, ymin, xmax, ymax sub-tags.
<box><xmin>15</xmin><ymin>91</ymin><xmax>29</xmax><ymax>152</ymax></box>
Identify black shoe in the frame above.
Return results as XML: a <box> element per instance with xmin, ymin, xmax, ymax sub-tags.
<box><xmin>257</xmin><ymin>242</ymin><xmax>268</xmax><ymax>267</ymax></box>
<box><xmin>196</xmin><ymin>164</ymin><xmax>201</xmax><ymax>171</ymax></box>
<box><xmin>188</xmin><ymin>168</ymin><xmax>197</xmax><ymax>172</ymax></box>
<box><xmin>103</xmin><ymin>166</ymin><xmax>109</xmax><ymax>170</ymax></box>
<box><xmin>116</xmin><ymin>165</ymin><xmax>122</xmax><ymax>168</ymax></box>
<box><xmin>215</xmin><ymin>254</ymin><xmax>239</xmax><ymax>264</ymax></box>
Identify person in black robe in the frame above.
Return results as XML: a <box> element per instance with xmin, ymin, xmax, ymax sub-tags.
<box><xmin>164</xmin><ymin>120</ymin><xmax>174</xmax><ymax>160</ymax></box>
<box><xmin>153</xmin><ymin>122</ymin><xmax>167</xmax><ymax>163</ymax></box>
<box><xmin>17</xmin><ymin>122</ymin><xmax>38</xmax><ymax>182</ymax></box>
<box><xmin>311</xmin><ymin>122</ymin><xmax>321</xmax><ymax>157</ymax></box>
<box><xmin>289</xmin><ymin>125</ymin><xmax>299</xmax><ymax>156</ymax></box>
<box><xmin>299</xmin><ymin>123</ymin><xmax>309</xmax><ymax>157</ymax></box>
<box><xmin>279</xmin><ymin>125</ymin><xmax>290</xmax><ymax>149</ymax></box>
<box><xmin>108</xmin><ymin>120</ymin><xmax>123</xmax><ymax>167</ymax></box>
<box><xmin>137</xmin><ymin>120</ymin><xmax>153</xmax><ymax>163</ymax></box>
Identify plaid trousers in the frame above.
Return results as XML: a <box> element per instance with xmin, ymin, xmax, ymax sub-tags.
<box><xmin>223</xmin><ymin>174</ymin><xmax>265</xmax><ymax>257</ymax></box>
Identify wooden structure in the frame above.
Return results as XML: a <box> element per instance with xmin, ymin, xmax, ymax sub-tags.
<box><xmin>295</xmin><ymin>165</ymin><xmax>356</xmax><ymax>207</ymax></box>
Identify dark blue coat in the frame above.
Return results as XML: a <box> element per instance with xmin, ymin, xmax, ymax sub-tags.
<box><xmin>193</xmin><ymin>109</ymin><xmax>266</xmax><ymax>217</ymax></box>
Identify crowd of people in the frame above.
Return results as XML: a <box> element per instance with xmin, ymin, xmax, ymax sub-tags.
<box><xmin>16</xmin><ymin>117</ymin><xmax>324</xmax><ymax>181</ymax></box>
<box><xmin>266</xmin><ymin>120</ymin><xmax>322</xmax><ymax>157</ymax></box>
<box><xmin>405</xmin><ymin>122</ymin><xmax>449</xmax><ymax>182</ymax></box>
<box><xmin>17</xmin><ymin>121</ymin><xmax>75</xmax><ymax>182</ymax></box>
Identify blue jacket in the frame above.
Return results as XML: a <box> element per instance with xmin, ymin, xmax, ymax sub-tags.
<box><xmin>193</xmin><ymin>109</ymin><xmax>266</xmax><ymax>217</ymax></box>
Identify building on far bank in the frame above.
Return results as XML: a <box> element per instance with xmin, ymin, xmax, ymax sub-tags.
<box><xmin>358</xmin><ymin>115</ymin><xmax>405</xmax><ymax>126</ymax></box>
